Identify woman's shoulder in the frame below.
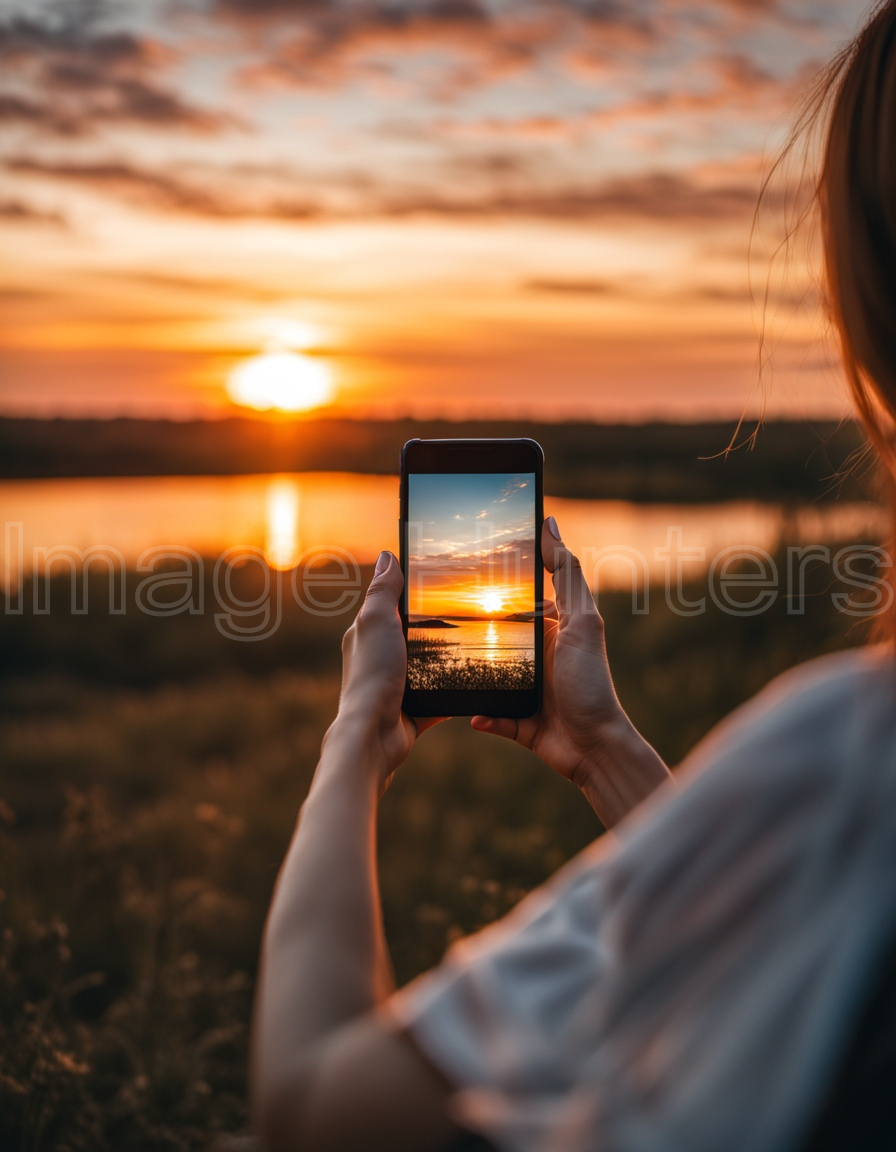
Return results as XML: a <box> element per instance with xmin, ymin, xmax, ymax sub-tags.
<box><xmin>749</xmin><ymin>643</ymin><xmax>895</xmax><ymax>709</ymax></box>
<box><xmin>683</xmin><ymin>643</ymin><xmax>896</xmax><ymax>777</ymax></box>
<box><xmin>609</xmin><ymin>643</ymin><xmax>896</xmax><ymax>860</ymax></box>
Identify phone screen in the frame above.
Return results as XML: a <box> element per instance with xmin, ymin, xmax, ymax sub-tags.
<box><xmin>405</xmin><ymin>472</ymin><xmax>537</xmax><ymax>693</ymax></box>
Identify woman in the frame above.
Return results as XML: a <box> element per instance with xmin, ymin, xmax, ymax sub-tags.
<box><xmin>251</xmin><ymin>5</ymin><xmax>896</xmax><ymax>1150</ymax></box>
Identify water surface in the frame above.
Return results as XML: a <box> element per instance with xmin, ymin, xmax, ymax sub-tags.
<box><xmin>1</xmin><ymin>473</ymin><xmax>885</xmax><ymax>590</ymax></box>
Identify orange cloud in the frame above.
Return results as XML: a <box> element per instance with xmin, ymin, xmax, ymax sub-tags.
<box><xmin>0</xmin><ymin>17</ymin><xmax>233</xmax><ymax>137</ymax></box>
<box><xmin>3</xmin><ymin>151</ymin><xmax>787</xmax><ymax>226</ymax></box>
<box><xmin>0</xmin><ymin>197</ymin><xmax>65</xmax><ymax>225</ymax></box>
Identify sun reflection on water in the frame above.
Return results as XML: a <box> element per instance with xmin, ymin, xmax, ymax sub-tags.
<box><xmin>484</xmin><ymin>620</ymin><xmax>499</xmax><ymax>662</ymax></box>
<box><xmin>265</xmin><ymin>477</ymin><xmax>300</xmax><ymax>569</ymax></box>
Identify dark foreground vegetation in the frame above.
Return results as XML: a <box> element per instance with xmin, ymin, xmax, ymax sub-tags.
<box><xmin>406</xmin><ymin>635</ymin><xmax>535</xmax><ymax>691</ymax></box>
<box><xmin>0</xmin><ymin>415</ymin><xmax>872</xmax><ymax>502</ymax></box>
<box><xmin>407</xmin><ymin>651</ymin><xmax>536</xmax><ymax>691</ymax></box>
<box><xmin>0</xmin><ymin>551</ymin><xmax>882</xmax><ymax>1150</ymax></box>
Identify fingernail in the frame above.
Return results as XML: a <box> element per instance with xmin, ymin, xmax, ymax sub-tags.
<box><xmin>546</xmin><ymin>515</ymin><xmax>561</xmax><ymax>540</ymax></box>
<box><xmin>374</xmin><ymin>551</ymin><xmax>390</xmax><ymax>576</ymax></box>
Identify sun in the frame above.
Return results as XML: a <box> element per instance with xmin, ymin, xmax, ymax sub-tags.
<box><xmin>479</xmin><ymin>590</ymin><xmax>504</xmax><ymax>615</ymax></box>
<box><xmin>227</xmin><ymin>351</ymin><xmax>333</xmax><ymax>413</ymax></box>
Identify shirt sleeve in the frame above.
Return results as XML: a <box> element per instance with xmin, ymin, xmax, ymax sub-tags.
<box><xmin>382</xmin><ymin>649</ymin><xmax>896</xmax><ymax>1152</ymax></box>
<box><xmin>385</xmin><ymin>839</ymin><xmax>614</xmax><ymax>1150</ymax></box>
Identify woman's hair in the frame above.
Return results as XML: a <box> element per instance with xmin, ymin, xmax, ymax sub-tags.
<box><xmin>766</xmin><ymin>1</ymin><xmax>896</xmax><ymax>636</ymax></box>
<box><xmin>820</xmin><ymin>0</ymin><xmax>896</xmax><ymax>477</ymax></box>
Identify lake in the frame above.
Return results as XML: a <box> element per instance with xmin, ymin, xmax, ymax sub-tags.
<box><xmin>410</xmin><ymin>620</ymin><xmax>535</xmax><ymax>662</ymax></box>
<box><xmin>0</xmin><ymin>472</ymin><xmax>887</xmax><ymax>591</ymax></box>
<box><xmin>407</xmin><ymin>620</ymin><xmax>535</xmax><ymax>690</ymax></box>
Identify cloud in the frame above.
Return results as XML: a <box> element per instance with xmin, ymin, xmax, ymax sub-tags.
<box><xmin>215</xmin><ymin>0</ymin><xmax>344</xmax><ymax>16</ymax></box>
<box><xmin>93</xmin><ymin>270</ymin><xmax>293</xmax><ymax>300</ymax></box>
<box><xmin>426</xmin><ymin>114</ymin><xmax>574</xmax><ymax>140</ymax></box>
<box><xmin>522</xmin><ymin>273</ymin><xmax>820</xmax><ymax>311</ymax></box>
<box><xmin>523</xmin><ymin>277</ymin><xmax>617</xmax><ymax>295</ymax></box>
<box><xmin>230</xmin><ymin>2</ymin><xmax>536</xmax><ymax>97</ymax></box>
<box><xmin>0</xmin><ymin>16</ymin><xmax>233</xmax><ymax>137</ymax></box>
<box><xmin>582</xmin><ymin>51</ymin><xmax>820</xmax><ymax>129</ymax></box>
<box><xmin>377</xmin><ymin>170</ymin><xmax>765</xmax><ymax>222</ymax></box>
<box><xmin>4</xmin><ymin>156</ymin><xmax>239</xmax><ymax>216</ymax></box>
<box><xmin>0</xmin><ymin>0</ymin><xmax>836</xmax><ymax>157</ymax></box>
<box><xmin>222</xmin><ymin>0</ymin><xmax>644</xmax><ymax>97</ymax></box>
<box><xmin>411</xmin><ymin>532</ymin><xmax>537</xmax><ymax>571</ymax></box>
<box><xmin>5</xmin><ymin>150</ymin><xmax>780</xmax><ymax>226</ymax></box>
<box><xmin>0</xmin><ymin>285</ymin><xmax>62</xmax><ymax>298</ymax></box>
<box><xmin>0</xmin><ymin>197</ymin><xmax>66</xmax><ymax>225</ymax></box>
<box><xmin>497</xmin><ymin>476</ymin><xmax>530</xmax><ymax>502</ymax></box>
<box><xmin>0</xmin><ymin>91</ymin><xmax>78</xmax><ymax>135</ymax></box>
<box><xmin>2</xmin><ymin>156</ymin><xmax>324</xmax><ymax>219</ymax></box>
<box><xmin>380</xmin><ymin>43</ymin><xmax>819</xmax><ymax>146</ymax></box>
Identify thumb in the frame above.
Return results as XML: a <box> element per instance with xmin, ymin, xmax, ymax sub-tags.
<box><xmin>363</xmin><ymin>550</ymin><xmax>403</xmax><ymax>609</ymax></box>
<box><xmin>541</xmin><ymin>517</ymin><xmax>598</xmax><ymax>624</ymax></box>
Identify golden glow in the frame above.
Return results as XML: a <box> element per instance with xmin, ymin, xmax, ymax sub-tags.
<box><xmin>227</xmin><ymin>352</ymin><xmax>333</xmax><ymax>413</ymax></box>
<box><xmin>479</xmin><ymin>590</ymin><xmax>505</xmax><ymax>615</ymax></box>
<box><xmin>264</xmin><ymin>477</ymin><xmax>300</xmax><ymax>569</ymax></box>
<box><xmin>409</xmin><ymin>576</ymin><xmax>531</xmax><ymax>618</ymax></box>
<box><xmin>252</xmin><ymin>316</ymin><xmax>321</xmax><ymax>352</ymax></box>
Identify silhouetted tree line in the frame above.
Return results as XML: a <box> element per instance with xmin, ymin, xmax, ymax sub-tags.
<box><xmin>0</xmin><ymin>416</ymin><xmax>873</xmax><ymax>502</ymax></box>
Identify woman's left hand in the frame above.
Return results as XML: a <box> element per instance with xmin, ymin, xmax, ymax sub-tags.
<box><xmin>333</xmin><ymin>550</ymin><xmax>442</xmax><ymax>788</ymax></box>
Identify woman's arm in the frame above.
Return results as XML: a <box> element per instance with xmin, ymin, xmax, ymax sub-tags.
<box><xmin>251</xmin><ymin>553</ymin><xmax>461</xmax><ymax>1152</ymax></box>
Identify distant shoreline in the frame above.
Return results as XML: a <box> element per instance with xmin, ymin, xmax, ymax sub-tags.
<box><xmin>409</xmin><ymin>615</ymin><xmax>535</xmax><ymax>625</ymax></box>
<box><xmin>409</xmin><ymin>616</ymin><xmax>533</xmax><ymax>626</ymax></box>
<box><xmin>0</xmin><ymin>416</ymin><xmax>869</xmax><ymax>503</ymax></box>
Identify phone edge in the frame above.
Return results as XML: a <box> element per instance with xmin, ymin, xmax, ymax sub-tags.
<box><xmin>400</xmin><ymin>436</ymin><xmax>544</xmax><ymax>718</ymax></box>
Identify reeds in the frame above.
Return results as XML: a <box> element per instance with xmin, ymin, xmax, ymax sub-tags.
<box><xmin>407</xmin><ymin>639</ymin><xmax>535</xmax><ymax>690</ymax></box>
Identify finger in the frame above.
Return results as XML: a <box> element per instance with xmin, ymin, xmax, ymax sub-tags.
<box><xmin>414</xmin><ymin>715</ymin><xmax>448</xmax><ymax>735</ymax></box>
<box><xmin>470</xmin><ymin>715</ymin><xmax>538</xmax><ymax>750</ymax></box>
<box><xmin>470</xmin><ymin>715</ymin><xmax>517</xmax><ymax>739</ymax></box>
<box><xmin>541</xmin><ymin>517</ymin><xmax>598</xmax><ymax>624</ymax></box>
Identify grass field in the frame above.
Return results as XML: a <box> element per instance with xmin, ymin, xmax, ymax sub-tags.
<box><xmin>0</xmin><ymin>549</ymin><xmax>880</xmax><ymax>1149</ymax></box>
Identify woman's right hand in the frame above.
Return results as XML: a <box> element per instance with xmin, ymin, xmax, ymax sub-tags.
<box><xmin>471</xmin><ymin>516</ymin><xmax>671</xmax><ymax>828</ymax></box>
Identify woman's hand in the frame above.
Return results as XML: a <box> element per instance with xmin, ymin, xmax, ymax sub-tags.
<box><xmin>471</xmin><ymin>517</ymin><xmax>670</xmax><ymax>827</ymax></box>
<box><xmin>333</xmin><ymin>550</ymin><xmax>440</xmax><ymax>789</ymax></box>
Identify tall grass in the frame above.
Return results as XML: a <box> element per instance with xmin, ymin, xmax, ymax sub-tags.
<box><xmin>408</xmin><ymin>654</ymin><xmax>536</xmax><ymax>691</ymax></box>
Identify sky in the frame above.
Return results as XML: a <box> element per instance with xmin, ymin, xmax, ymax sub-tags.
<box><xmin>0</xmin><ymin>0</ymin><xmax>872</xmax><ymax>422</ymax></box>
<box><xmin>407</xmin><ymin>471</ymin><xmax>535</xmax><ymax>616</ymax></box>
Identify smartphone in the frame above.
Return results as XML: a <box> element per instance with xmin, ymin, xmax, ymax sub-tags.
<box><xmin>400</xmin><ymin>438</ymin><xmax>544</xmax><ymax>718</ymax></box>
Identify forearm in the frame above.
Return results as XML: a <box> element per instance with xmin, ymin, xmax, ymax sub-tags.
<box><xmin>575</xmin><ymin>713</ymin><xmax>672</xmax><ymax>829</ymax></box>
<box><xmin>253</xmin><ymin>717</ymin><xmax>393</xmax><ymax>1111</ymax></box>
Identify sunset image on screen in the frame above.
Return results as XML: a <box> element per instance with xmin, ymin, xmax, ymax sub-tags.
<box><xmin>407</xmin><ymin>473</ymin><xmax>536</xmax><ymax>691</ymax></box>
